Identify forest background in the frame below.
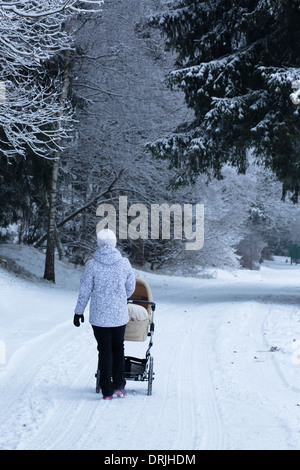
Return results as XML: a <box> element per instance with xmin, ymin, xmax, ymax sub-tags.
<box><xmin>1</xmin><ymin>0</ymin><xmax>300</xmax><ymax>282</ymax></box>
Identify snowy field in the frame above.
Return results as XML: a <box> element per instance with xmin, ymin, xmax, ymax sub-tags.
<box><xmin>0</xmin><ymin>244</ymin><xmax>300</xmax><ymax>450</ymax></box>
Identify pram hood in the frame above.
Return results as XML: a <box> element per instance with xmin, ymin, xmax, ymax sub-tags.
<box><xmin>125</xmin><ymin>277</ymin><xmax>155</xmax><ymax>342</ymax></box>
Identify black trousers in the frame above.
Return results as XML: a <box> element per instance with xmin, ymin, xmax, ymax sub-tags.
<box><xmin>92</xmin><ymin>324</ymin><xmax>126</xmax><ymax>397</ymax></box>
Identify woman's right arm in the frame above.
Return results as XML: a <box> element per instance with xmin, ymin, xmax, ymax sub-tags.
<box><xmin>74</xmin><ymin>260</ymin><xmax>94</xmax><ymax>314</ymax></box>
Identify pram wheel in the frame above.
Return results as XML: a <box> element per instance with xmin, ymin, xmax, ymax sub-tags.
<box><xmin>147</xmin><ymin>356</ymin><xmax>154</xmax><ymax>396</ymax></box>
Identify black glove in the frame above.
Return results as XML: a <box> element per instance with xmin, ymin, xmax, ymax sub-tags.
<box><xmin>73</xmin><ymin>314</ymin><xmax>84</xmax><ymax>327</ymax></box>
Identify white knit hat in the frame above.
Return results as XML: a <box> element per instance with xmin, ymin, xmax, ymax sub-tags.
<box><xmin>96</xmin><ymin>228</ymin><xmax>117</xmax><ymax>248</ymax></box>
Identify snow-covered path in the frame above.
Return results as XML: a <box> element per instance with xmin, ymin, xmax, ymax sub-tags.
<box><xmin>0</xmin><ymin>246</ymin><xmax>300</xmax><ymax>450</ymax></box>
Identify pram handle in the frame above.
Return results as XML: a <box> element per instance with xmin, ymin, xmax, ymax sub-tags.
<box><xmin>127</xmin><ymin>299</ymin><xmax>156</xmax><ymax>311</ymax></box>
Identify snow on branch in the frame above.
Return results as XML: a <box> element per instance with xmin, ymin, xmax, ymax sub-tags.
<box><xmin>259</xmin><ymin>66</ymin><xmax>300</xmax><ymax>87</ymax></box>
<box><xmin>291</xmin><ymin>80</ymin><xmax>300</xmax><ymax>106</ymax></box>
<box><xmin>0</xmin><ymin>77</ymin><xmax>74</xmax><ymax>159</ymax></box>
<box><xmin>0</xmin><ymin>1</ymin><xmax>103</xmax><ymax>161</ymax></box>
<box><xmin>258</xmin><ymin>67</ymin><xmax>300</xmax><ymax>106</ymax></box>
<box><xmin>0</xmin><ymin>1</ymin><xmax>103</xmax><ymax>17</ymax></box>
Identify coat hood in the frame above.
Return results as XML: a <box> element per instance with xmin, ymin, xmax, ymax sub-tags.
<box><xmin>93</xmin><ymin>246</ymin><xmax>122</xmax><ymax>265</ymax></box>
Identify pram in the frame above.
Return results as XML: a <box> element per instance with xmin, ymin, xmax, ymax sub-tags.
<box><xmin>95</xmin><ymin>277</ymin><xmax>156</xmax><ymax>396</ymax></box>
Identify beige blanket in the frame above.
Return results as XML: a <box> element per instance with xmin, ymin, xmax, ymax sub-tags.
<box><xmin>128</xmin><ymin>304</ymin><xmax>149</xmax><ymax>321</ymax></box>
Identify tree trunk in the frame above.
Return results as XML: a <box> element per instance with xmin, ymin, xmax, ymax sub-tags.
<box><xmin>44</xmin><ymin>158</ymin><xmax>60</xmax><ymax>281</ymax></box>
<box><xmin>55</xmin><ymin>225</ymin><xmax>64</xmax><ymax>260</ymax></box>
<box><xmin>44</xmin><ymin>48</ymin><xmax>71</xmax><ymax>282</ymax></box>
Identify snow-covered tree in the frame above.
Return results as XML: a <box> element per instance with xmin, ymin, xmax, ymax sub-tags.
<box><xmin>0</xmin><ymin>0</ymin><xmax>102</xmax><ymax>160</ymax></box>
<box><xmin>0</xmin><ymin>0</ymin><xmax>103</xmax><ymax>282</ymax></box>
<box><xmin>147</xmin><ymin>0</ymin><xmax>300</xmax><ymax>201</ymax></box>
<box><xmin>54</xmin><ymin>0</ymin><xmax>193</xmax><ymax>267</ymax></box>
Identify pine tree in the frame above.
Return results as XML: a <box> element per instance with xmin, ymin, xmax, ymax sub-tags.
<box><xmin>147</xmin><ymin>0</ymin><xmax>300</xmax><ymax>200</ymax></box>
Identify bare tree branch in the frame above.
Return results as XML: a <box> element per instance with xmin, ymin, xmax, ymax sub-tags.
<box><xmin>34</xmin><ymin>169</ymin><xmax>124</xmax><ymax>248</ymax></box>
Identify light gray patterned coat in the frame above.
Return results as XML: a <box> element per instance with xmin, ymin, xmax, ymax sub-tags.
<box><xmin>74</xmin><ymin>246</ymin><xmax>136</xmax><ymax>327</ymax></box>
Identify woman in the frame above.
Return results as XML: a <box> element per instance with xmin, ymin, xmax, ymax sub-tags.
<box><xmin>73</xmin><ymin>228</ymin><xmax>136</xmax><ymax>400</ymax></box>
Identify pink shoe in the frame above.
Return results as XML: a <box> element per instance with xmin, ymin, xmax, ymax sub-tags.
<box><xmin>103</xmin><ymin>395</ymin><xmax>113</xmax><ymax>400</ymax></box>
<box><xmin>114</xmin><ymin>389</ymin><xmax>127</xmax><ymax>398</ymax></box>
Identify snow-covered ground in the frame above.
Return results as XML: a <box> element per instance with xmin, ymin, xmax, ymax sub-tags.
<box><xmin>0</xmin><ymin>243</ymin><xmax>300</xmax><ymax>450</ymax></box>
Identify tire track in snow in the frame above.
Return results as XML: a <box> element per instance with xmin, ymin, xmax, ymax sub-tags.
<box><xmin>172</xmin><ymin>303</ymin><xmax>226</xmax><ymax>450</ymax></box>
<box><xmin>212</xmin><ymin>302</ymin><xmax>299</xmax><ymax>449</ymax></box>
<box><xmin>171</xmin><ymin>313</ymin><xmax>203</xmax><ymax>450</ymax></box>
<box><xmin>16</xmin><ymin>325</ymin><xmax>155</xmax><ymax>450</ymax></box>
<box><xmin>137</xmin><ymin>299</ymin><xmax>225</xmax><ymax>450</ymax></box>
<box><xmin>197</xmin><ymin>309</ymin><xmax>227</xmax><ymax>450</ymax></box>
<box><xmin>17</xmin><ymin>328</ymin><xmax>99</xmax><ymax>450</ymax></box>
<box><xmin>0</xmin><ymin>321</ymin><xmax>80</xmax><ymax>449</ymax></box>
<box><xmin>0</xmin><ymin>322</ymin><xmax>101</xmax><ymax>450</ymax></box>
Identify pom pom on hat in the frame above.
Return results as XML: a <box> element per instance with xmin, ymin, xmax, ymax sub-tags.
<box><xmin>96</xmin><ymin>228</ymin><xmax>117</xmax><ymax>248</ymax></box>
